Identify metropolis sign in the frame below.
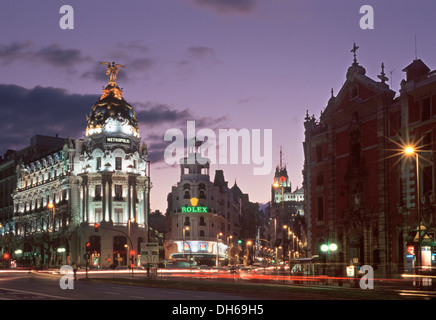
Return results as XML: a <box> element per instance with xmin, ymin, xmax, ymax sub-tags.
<box><xmin>106</xmin><ymin>137</ymin><xmax>131</xmax><ymax>144</ymax></box>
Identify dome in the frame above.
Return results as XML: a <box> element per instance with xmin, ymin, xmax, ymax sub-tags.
<box><xmin>86</xmin><ymin>84</ymin><xmax>139</xmax><ymax>137</ymax></box>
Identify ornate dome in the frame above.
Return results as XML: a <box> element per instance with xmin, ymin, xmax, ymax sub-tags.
<box><xmin>85</xmin><ymin>66</ymin><xmax>139</xmax><ymax>138</ymax></box>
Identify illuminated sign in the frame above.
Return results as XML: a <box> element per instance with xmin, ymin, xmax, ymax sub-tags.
<box><xmin>106</xmin><ymin>137</ymin><xmax>131</xmax><ymax>144</ymax></box>
<box><xmin>181</xmin><ymin>206</ymin><xmax>208</xmax><ymax>213</ymax></box>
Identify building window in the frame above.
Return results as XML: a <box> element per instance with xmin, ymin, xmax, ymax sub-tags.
<box><xmin>200</xmin><ymin>230</ymin><xmax>205</xmax><ymax>237</ymax></box>
<box><xmin>96</xmin><ymin>157</ymin><xmax>102</xmax><ymax>170</ymax></box>
<box><xmin>114</xmin><ymin>185</ymin><xmax>123</xmax><ymax>200</ymax></box>
<box><xmin>422</xmin><ymin>97</ymin><xmax>431</xmax><ymax>121</ymax></box>
<box><xmin>184</xmin><ymin>216</ymin><xmax>190</xmax><ymax>226</ymax></box>
<box><xmin>94</xmin><ymin>207</ymin><xmax>102</xmax><ymax>223</ymax></box>
<box><xmin>199</xmin><ymin>183</ymin><xmax>206</xmax><ymax>199</ymax></box>
<box><xmin>422</xmin><ymin>131</ymin><xmax>432</xmax><ymax>149</ymax></box>
<box><xmin>423</xmin><ymin>166</ymin><xmax>433</xmax><ymax>198</ymax></box>
<box><xmin>114</xmin><ymin>208</ymin><xmax>123</xmax><ymax>225</ymax></box>
<box><xmin>317</xmin><ymin>196</ymin><xmax>324</xmax><ymax>221</ymax></box>
<box><xmin>316</xmin><ymin>145</ymin><xmax>322</xmax><ymax>163</ymax></box>
<box><xmin>199</xmin><ymin>216</ymin><xmax>206</xmax><ymax>226</ymax></box>
<box><xmin>95</xmin><ymin>185</ymin><xmax>102</xmax><ymax>200</ymax></box>
<box><xmin>316</xmin><ymin>171</ymin><xmax>324</xmax><ymax>186</ymax></box>
<box><xmin>115</xmin><ymin>157</ymin><xmax>122</xmax><ymax>170</ymax></box>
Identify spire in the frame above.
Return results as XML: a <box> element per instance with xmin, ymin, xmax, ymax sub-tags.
<box><xmin>346</xmin><ymin>43</ymin><xmax>366</xmax><ymax>79</ymax></box>
<box><xmin>377</xmin><ymin>62</ymin><xmax>389</xmax><ymax>84</ymax></box>
<box><xmin>351</xmin><ymin>43</ymin><xmax>359</xmax><ymax>65</ymax></box>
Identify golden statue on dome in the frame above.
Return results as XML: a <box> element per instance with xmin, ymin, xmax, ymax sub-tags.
<box><xmin>99</xmin><ymin>61</ymin><xmax>125</xmax><ymax>100</ymax></box>
<box><xmin>100</xmin><ymin>61</ymin><xmax>125</xmax><ymax>85</ymax></box>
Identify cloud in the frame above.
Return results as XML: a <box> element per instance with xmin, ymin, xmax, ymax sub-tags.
<box><xmin>188</xmin><ymin>46</ymin><xmax>215</xmax><ymax>59</ymax></box>
<box><xmin>193</xmin><ymin>0</ymin><xmax>256</xmax><ymax>15</ymax></box>
<box><xmin>34</xmin><ymin>44</ymin><xmax>91</xmax><ymax>67</ymax></box>
<box><xmin>0</xmin><ymin>42</ymin><xmax>91</xmax><ymax>68</ymax></box>
<box><xmin>0</xmin><ymin>84</ymin><xmax>98</xmax><ymax>155</ymax></box>
<box><xmin>0</xmin><ymin>84</ymin><xmax>227</xmax><ymax>164</ymax></box>
<box><xmin>0</xmin><ymin>41</ymin><xmax>33</xmax><ymax>65</ymax></box>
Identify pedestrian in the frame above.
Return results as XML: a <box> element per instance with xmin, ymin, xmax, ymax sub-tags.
<box><xmin>72</xmin><ymin>262</ymin><xmax>78</xmax><ymax>280</ymax></box>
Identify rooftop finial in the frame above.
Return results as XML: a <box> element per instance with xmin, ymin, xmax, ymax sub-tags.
<box><xmin>351</xmin><ymin>43</ymin><xmax>359</xmax><ymax>65</ymax></box>
<box><xmin>377</xmin><ymin>62</ymin><xmax>389</xmax><ymax>84</ymax></box>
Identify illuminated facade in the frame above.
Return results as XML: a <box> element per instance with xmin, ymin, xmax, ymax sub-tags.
<box><xmin>10</xmin><ymin>64</ymin><xmax>151</xmax><ymax>268</ymax></box>
<box><xmin>303</xmin><ymin>47</ymin><xmax>436</xmax><ymax>275</ymax></box>
<box><xmin>164</xmin><ymin>140</ymin><xmax>242</xmax><ymax>266</ymax></box>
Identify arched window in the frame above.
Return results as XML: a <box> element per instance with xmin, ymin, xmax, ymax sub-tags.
<box><xmin>184</xmin><ymin>216</ymin><xmax>190</xmax><ymax>226</ymax></box>
<box><xmin>199</xmin><ymin>216</ymin><xmax>206</xmax><ymax>226</ymax></box>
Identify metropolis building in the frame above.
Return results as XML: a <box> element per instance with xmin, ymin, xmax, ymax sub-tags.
<box><xmin>10</xmin><ymin>63</ymin><xmax>151</xmax><ymax>268</ymax></box>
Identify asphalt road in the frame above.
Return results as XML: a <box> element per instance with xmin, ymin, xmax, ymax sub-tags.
<box><xmin>0</xmin><ymin>271</ymin><xmax>262</xmax><ymax>300</ymax></box>
<box><xmin>0</xmin><ymin>271</ymin><xmax>435</xmax><ymax>301</ymax></box>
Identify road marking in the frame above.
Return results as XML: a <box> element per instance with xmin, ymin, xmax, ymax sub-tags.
<box><xmin>104</xmin><ymin>291</ymin><xmax>120</xmax><ymax>295</ymax></box>
<box><xmin>130</xmin><ymin>295</ymin><xmax>145</xmax><ymax>299</ymax></box>
<box><xmin>0</xmin><ymin>286</ymin><xmax>71</xmax><ymax>300</ymax></box>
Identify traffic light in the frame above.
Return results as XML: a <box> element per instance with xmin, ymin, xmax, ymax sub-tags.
<box><xmin>3</xmin><ymin>253</ymin><xmax>10</xmax><ymax>260</ymax></box>
<box><xmin>238</xmin><ymin>239</ymin><xmax>242</xmax><ymax>245</ymax></box>
<box><xmin>94</xmin><ymin>223</ymin><xmax>99</xmax><ymax>232</ymax></box>
<box><xmin>130</xmin><ymin>250</ymin><xmax>135</xmax><ymax>257</ymax></box>
<box><xmin>86</xmin><ymin>242</ymin><xmax>91</xmax><ymax>252</ymax></box>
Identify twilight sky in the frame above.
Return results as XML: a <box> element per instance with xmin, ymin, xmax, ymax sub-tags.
<box><xmin>1</xmin><ymin>0</ymin><xmax>436</xmax><ymax>212</ymax></box>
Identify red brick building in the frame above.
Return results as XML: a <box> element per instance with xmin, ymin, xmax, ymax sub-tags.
<box><xmin>303</xmin><ymin>47</ymin><xmax>436</xmax><ymax>276</ymax></box>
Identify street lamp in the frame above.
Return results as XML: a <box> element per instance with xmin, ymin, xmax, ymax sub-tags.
<box><xmin>47</xmin><ymin>202</ymin><xmax>55</xmax><ymax>232</ymax></box>
<box><xmin>127</xmin><ymin>218</ymin><xmax>135</xmax><ymax>272</ymax></box>
<box><xmin>183</xmin><ymin>226</ymin><xmax>190</xmax><ymax>260</ymax></box>
<box><xmin>320</xmin><ymin>242</ymin><xmax>337</xmax><ymax>264</ymax></box>
<box><xmin>404</xmin><ymin>145</ymin><xmax>422</xmax><ymax>285</ymax></box>
<box><xmin>216</xmin><ymin>232</ymin><xmax>223</xmax><ymax>267</ymax></box>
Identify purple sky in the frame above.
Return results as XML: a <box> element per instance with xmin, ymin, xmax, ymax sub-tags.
<box><xmin>1</xmin><ymin>0</ymin><xmax>436</xmax><ymax>212</ymax></box>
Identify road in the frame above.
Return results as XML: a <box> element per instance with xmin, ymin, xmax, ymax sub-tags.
<box><xmin>0</xmin><ymin>270</ymin><xmax>435</xmax><ymax>301</ymax></box>
<box><xmin>0</xmin><ymin>271</ymin><xmax>259</xmax><ymax>300</ymax></box>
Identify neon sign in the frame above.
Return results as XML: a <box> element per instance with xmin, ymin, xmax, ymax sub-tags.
<box><xmin>181</xmin><ymin>206</ymin><xmax>208</xmax><ymax>213</ymax></box>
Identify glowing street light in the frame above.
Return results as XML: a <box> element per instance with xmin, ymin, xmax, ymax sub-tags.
<box><xmin>47</xmin><ymin>202</ymin><xmax>55</xmax><ymax>232</ymax></box>
<box><xmin>403</xmin><ymin>145</ymin><xmax>422</xmax><ymax>286</ymax></box>
<box><xmin>404</xmin><ymin>146</ymin><xmax>415</xmax><ymax>155</ymax></box>
<box><xmin>182</xmin><ymin>226</ymin><xmax>190</xmax><ymax>260</ymax></box>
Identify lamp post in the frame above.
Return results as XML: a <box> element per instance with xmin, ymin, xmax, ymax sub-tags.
<box><xmin>216</xmin><ymin>232</ymin><xmax>223</xmax><ymax>267</ymax></box>
<box><xmin>227</xmin><ymin>235</ymin><xmax>233</xmax><ymax>264</ymax></box>
<box><xmin>47</xmin><ymin>203</ymin><xmax>56</xmax><ymax>267</ymax></box>
<box><xmin>404</xmin><ymin>146</ymin><xmax>422</xmax><ymax>286</ymax></box>
<box><xmin>321</xmin><ymin>242</ymin><xmax>337</xmax><ymax>275</ymax></box>
<box><xmin>282</xmin><ymin>225</ymin><xmax>288</xmax><ymax>263</ymax></box>
<box><xmin>182</xmin><ymin>226</ymin><xmax>190</xmax><ymax>260</ymax></box>
<box><xmin>128</xmin><ymin>218</ymin><xmax>135</xmax><ymax>274</ymax></box>
<box><xmin>47</xmin><ymin>202</ymin><xmax>55</xmax><ymax>232</ymax></box>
